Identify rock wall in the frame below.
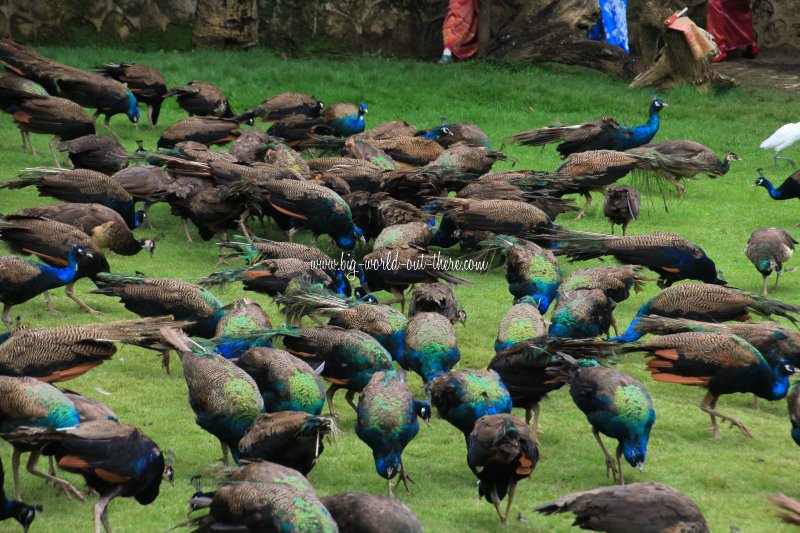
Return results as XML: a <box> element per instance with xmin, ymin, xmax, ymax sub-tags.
<box><xmin>0</xmin><ymin>0</ymin><xmax>796</xmax><ymax>52</ymax></box>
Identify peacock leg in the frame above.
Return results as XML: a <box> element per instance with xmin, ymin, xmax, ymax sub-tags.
<box><xmin>670</xmin><ymin>177</ymin><xmax>686</xmax><ymax>199</ymax></box>
<box><xmin>217</xmin><ymin>231</ymin><xmax>229</xmax><ymax>265</ymax></box>
<box><xmin>26</xmin><ymin>451</ymin><xmax>86</xmax><ymax>501</ymax></box>
<box><xmin>325</xmin><ymin>384</ymin><xmax>341</xmax><ymax>418</ymax></box>
<box><xmin>48</xmin><ymin>136</ymin><xmax>61</xmax><ymax>167</ymax></box>
<box><xmin>609</xmin><ymin>222</ymin><xmax>615</xmax><ymax>234</ymax></box>
<box><xmin>395</xmin><ymin>457</ymin><xmax>415</xmax><ymax>492</ymax></box>
<box><xmin>489</xmin><ymin>486</ymin><xmax>505</xmax><ymax>524</ymax></box>
<box><xmin>575</xmin><ymin>192</ymin><xmax>592</xmax><ymax>220</ymax></box>
<box><xmin>101</xmin><ymin>115</ymin><xmax>123</xmax><ymax>142</ymax></box>
<box><xmin>621</xmin><ymin>221</ymin><xmax>628</xmax><ymax>236</ymax></box>
<box><xmin>161</xmin><ymin>349</ymin><xmax>172</xmax><ymax>375</ymax></box>
<box><xmin>11</xmin><ymin>448</ymin><xmax>22</xmax><ymax>500</ymax></box>
<box><xmin>762</xmin><ymin>275</ymin><xmax>769</xmax><ymax>297</ymax></box>
<box><xmin>753</xmin><ymin>395</ymin><xmax>760</xmax><ymax>411</ymax></box>
<box><xmin>1</xmin><ymin>303</ymin><xmax>12</xmax><ymax>330</ymax></box>
<box><xmin>147</xmin><ymin>106</ymin><xmax>156</xmax><ymax>130</ymax></box>
<box><xmin>775</xmin><ymin>154</ymin><xmax>797</xmax><ymax>169</ymax></box>
<box><xmin>615</xmin><ymin>442</ymin><xmax>625</xmax><ymax>485</ymax></box>
<box><xmin>610</xmin><ymin>314</ymin><xmax>619</xmax><ymax>337</ymax></box>
<box><xmin>143</xmin><ymin>202</ymin><xmax>155</xmax><ymax>230</ymax></box>
<box><xmin>386</xmin><ymin>476</ymin><xmax>393</xmax><ymax>498</ymax></box>
<box><xmin>531</xmin><ymin>403</ymin><xmax>543</xmax><ymax>443</ymax></box>
<box><xmin>93</xmin><ymin>485</ymin><xmax>122</xmax><ymax>533</ymax></box>
<box><xmin>237</xmin><ymin>210</ymin><xmax>253</xmax><ymax>244</ymax></box>
<box><xmin>502</xmin><ymin>480</ymin><xmax>518</xmax><ymax>524</ymax></box>
<box><xmin>775</xmin><ymin>270</ymin><xmax>782</xmax><ymax>290</ymax></box>
<box><xmin>344</xmin><ymin>389</ymin><xmax>358</xmax><ymax>413</ymax></box>
<box><xmin>310</xmin><ymin>234</ymin><xmax>318</xmax><ymax>249</ymax></box>
<box><xmin>287</xmin><ymin>227</ymin><xmax>300</xmax><ymax>243</ymax></box>
<box><xmin>592</xmin><ymin>428</ymin><xmax>618</xmax><ymax>482</ymax></box>
<box><xmin>700</xmin><ymin>391</ymin><xmax>752</xmax><ymax>438</ymax></box>
<box><xmin>65</xmin><ymin>282</ymin><xmax>99</xmax><ymax>314</ymax></box>
<box><xmin>42</xmin><ymin>290</ymin><xmax>57</xmax><ymax>312</ymax></box>
<box><xmin>219</xmin><ymin>441</ymin><xmax>230</xmax><ymax>466</ymax></box>
<box><xmin>181</xmin><ymin>218</ymin><xmax>194</xmax><ymax>243</ymax></box>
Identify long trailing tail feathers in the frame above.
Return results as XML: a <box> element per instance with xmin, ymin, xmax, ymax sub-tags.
<box><xmin>771</xmin><ymin>494</ymin><xmax>800</xmax><ymax>526</ymax></box>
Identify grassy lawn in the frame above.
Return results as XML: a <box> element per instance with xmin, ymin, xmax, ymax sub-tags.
<box><xmin>1</xmin><ymin>46</ymin><xmax>798</xmax><ymax>532</ymax></box>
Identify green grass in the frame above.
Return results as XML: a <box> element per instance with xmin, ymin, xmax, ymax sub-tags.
<box><xmin>1</xmin><ymin>46</ymin><xmax>799</xmax><ymax>532</ymax></box>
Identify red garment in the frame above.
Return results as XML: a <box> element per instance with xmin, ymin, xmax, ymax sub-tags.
<box><xmin>706</xmin><ymin>0</ymin><xmax>756</xmax><ymax>52</ymax></box>
<box><xmin>443</xmin><ymin>0</ymin><xmax>481</xmax><ymax>60</ymax></box>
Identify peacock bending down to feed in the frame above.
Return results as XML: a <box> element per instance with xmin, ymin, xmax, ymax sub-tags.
<box><xmin>745</xmin><ymin>227</ymin><xmax>796</xmax><ymax>296</ymax></box>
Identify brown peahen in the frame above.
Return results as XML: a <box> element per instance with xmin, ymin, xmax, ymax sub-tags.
<box><xmin>57</xmin><ymin>134</ymin><xmax>129</xmax><ymax>175</ymax></box>
<box><xmin>603</xmin><ymin>185</ymin><xmax>640</xmax><ymax>235</ymax></box>
<box><xmin>355</xmin><ymin>369</ymin><xmax>430</xmax><ymax>497</ymax></box>
<box><xmin>553</xmin><ymin>229</ymin><xmax>725</xmax><ymax>288</ymax></box>
<box><xmin>164</xmin><ymin>81</ymin><xmax>233</xmax><ymax>118</ymax></box>
<box><xmin>178</xmin><ymin>461</ymin><xmax>336</xmax><ymax>532</ymax></box>
<box><xmin>2</xmin><ymin>419</ymin><xmax>173</xmax><ymax>533</ymax></box>
<box><xmin>626</xmin><ymin>140</ymin><xmax>740</xmax><ymax>198</ymax></box>
<box><xmin>238</xmin><ymin>411</ymin><xmax>335</xmax><ymax>475</ymax></box>
<box><xmin>373</xmin><ymin>221</ymin><xmax>433</xmax><ymax>250</ymax></box>
<box><xmin>95</xmin><ymin>62</ymin><xmax>168</xmax><ymax>127</ymax></box>
<box><xmin>236</xmin><ymin>346</ymin><xmax>326</xmax><ymax>415</ymax></box>
<box><xmin>408</xmin><ymin>283</ymin><xmax>466</xmax><ymax>325</ymax></box>
<box><xmin>2</xmin><ymin>167</ymin><xmax>138</xmax><ymax>229</ymax></box>
<box><xmin>611</xmin><ymin>332</ymin><xmax>794</xmax><ymax>438</ymax></box>
<box><xmin>257</xmin><ymin>92</ymin><xmax>324</xmax><ymax>120</ymax></box>
<box><xmin>612</xmin><ymin>282</ymin><xmax>800</xmax><ymax>342</ymax></box>
<box><xmin>745</xmin><ymin>227</ymin><xmax>796</xmax><ymax>296</ymax></box>
<box><xmin>0</xmin><ymin>214</ymin><xmax>109</xmax><ymax>313</ymax></box>
<box><xmin>0</xmin><ymin>316</ymin><xmax>177</xmax><ymax>382</ymax></box>
<box><xmin>17</xmin><ymin>203</ymin><xmax>154</xmax><ymax>257</ymax></box>
<box><xmin>227</xmin><ymin>129</ymin><xmax>271</xmax><ymax>163</ymax></box>
<box><xmin>321</xmin><ymin>492</ymin><xmax>423</xmax><ymax>533</ymax></box>
<box><xmin>110</xmin><ymin>165</ymin><xmax>173</xmax><ymax>223</ymax></box>
<box><xmin>346</xmin><ymin>191</ymin><xmax>432</xmax><ymax>241</ymax></box>
<box><xmin>309</xmin><ymin>157</ymin><xmax>385</xmax><ymax>192</ymax></box>
<box><xmin>161</xmin><ymin>328</ymin><xmax>263</xmax><ymax>465</ymax></box>
<box><xmin>535</xmin><ymin>482</ymin><xmax>709</xmax><ymax>532</ymax></box>
<box><xmin>200</xmin><ymin>258</ymin><xmax>337</xmax><ymax>297</ymax></box>
<box><xmin>157</xmin><ymin>115</ymin><xmax>253</xmax><ymax>149</ymax></box>
<box><xmin>343</xmin><ymin>136</ymin><xmax>398</xmax><ymax>170</ymax></box>
<box><xmin>467</xmin><ymin>413</ymin><xmax>538</xmax><ymax>524</ymax></box>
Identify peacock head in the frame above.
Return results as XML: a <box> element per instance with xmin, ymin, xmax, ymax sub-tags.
<box><xmin>651</xmin><ymin>98</ymin><xmax>668</xmax><ymax>113</ymax></box>
<box><xmin>753</xmin><ymin>172</ymin><xmax>769</xmax><ymax>187</ymax></box>
<box><xmin>139</xmin><ymin>239</ymin><xmax>156</xmax><ymax>257</ymax></box>
<box><xmin>315</xmin><ymin>99</ymin><xmax>325</xmax><ymax>112</ymax></box>
<box><xmin>358</xmin><ymin>103</ymin><xmax>369</xmax><ymax>116</ymax></box>
<box><xmin>375</xmin><ymin>451</ymin><xmax>401</xmax><ymax>480</ymax></box>
<box><xmin>621</xmin><ymin>435</ymin><xmax>648</xmax><ymax>470</ymax></box>
<box><xmin>455</xmin><ymin>309</ymin><xmax>468</xmax><ymax>326</ymax></box>
<box><xmin>337</xmin><ymin>225</ymin><xmax>365</xmax><ymax>250</ymax></box>
<box><xmin>10</xmin><ymin>500</ymin><xmax>41</xmax><ymax>533</ymax></box>
<box><xmin>126</xmin><ymin>91</ymin><xmax>140</xmax><ymax>123</ymax></box>
<box><xmin>356</xmin><ymin>293</ymin><xmax>378</xmax><ymax>304</ymax></box>
<box><xmin>414</xmin><ymin>400</ymin><xmax>432</xmax><ymax>426</ymax></box>
<box><xmin>70</xmin><ymin>244</ymin><xmax>91</xmax><ymax>259</ymax></box>
<box><xmin>725</xmin><ymin>152</ymin><xmax>741</xmax><ymax>162</ymax></box>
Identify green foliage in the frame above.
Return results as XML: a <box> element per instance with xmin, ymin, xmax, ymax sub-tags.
<box><xmin>0</xmin><ymin>46</ymin><xmax>798</xmax><ymax>532</ymax></box>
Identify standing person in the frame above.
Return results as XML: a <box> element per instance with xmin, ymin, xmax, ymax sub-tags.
<box><xmin>707</xmin><ymin>0</ymin><xmax>758</xmax><ymax>62</ymax></box>
<box><xmin>438</xmin><ymin>0</ymin><xmax>481</xmax><ymax>64</ymax></box>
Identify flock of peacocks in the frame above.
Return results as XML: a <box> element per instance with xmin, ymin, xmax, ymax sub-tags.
<box><xmin>0</xmin><ymin>38</ymin><xmax>799</xmax><ymax>532</ymax></box>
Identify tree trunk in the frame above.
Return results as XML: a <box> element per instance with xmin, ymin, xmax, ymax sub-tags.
<box><xmin>488</xmin><ymin>0</ymin><xmax>639</xmax><ymax>80</ymax></box>
<box><xmin>192</xmin><ymin>0</ymin><xmax>258</xmax><ymax>49</ymax></box>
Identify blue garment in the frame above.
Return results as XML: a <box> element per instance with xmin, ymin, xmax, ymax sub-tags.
<box><xmin>588</xmin><ymin>0</ymin><xmax>629</xmax><ymax>53</ymax></box>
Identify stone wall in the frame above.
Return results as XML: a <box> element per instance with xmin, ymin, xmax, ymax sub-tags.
<box><xmin>0</xmin><ymin>0</ymin><xmax>796</xmax><ymax>52</ymax></box>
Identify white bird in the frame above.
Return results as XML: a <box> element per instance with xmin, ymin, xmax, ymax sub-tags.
<box><xmin>761</xmin><ymin>121</ymin><xmax>800</xmax><ymax>169</ymax></box>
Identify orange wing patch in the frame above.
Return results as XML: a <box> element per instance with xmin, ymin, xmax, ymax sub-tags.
<box><xmin>95</xmin><ymin>468</ymin><xmax>131</xmax><ymax>483</ymax></box>
<box><xmin>653</xmin><ymin>349</ymin><xmax>680</xmax><ymax>360</ymax></box>
<box><xmin>660</xmin><ymin>267</ymin><xmax>681</xmax><ymax>273</ymax></box>
<box><xmin>37</xmin><ymin>362</ymin><xmax>104</xmax><ymax>383</ymax></box>
<box><xmin>266</xmin><ymin>200</ymin><xmax>308</xmax><ymax>220</ymax></box>
<box><xmin>59</xmin><ymin>455</ymin><xmax>90</xmax><ymax>470</ymax></box>
<box><xmin>650</xmin><ymin>373</ymin><xmax>709</xmax><ymax>386</ymax></box>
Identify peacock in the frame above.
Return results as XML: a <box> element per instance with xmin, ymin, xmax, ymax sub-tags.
<box><xmin>236</xmin><ymin>346</ymin><xmax>326</xmax><ymax>415</ymax></box>
<box><xmin>355</xmin><ymin>370</ymin><xmax>430</xmax><ymax>497</ymax></box>
<box><xmin>2</xmin><ymin>420</ymin><xmax>172</xmax><ymax>533</ymax></box>
<box><xmin>0</xmin><ymin>214</ymin><xmax>109</xmax><ymax>313</ymax></box>
<box><xmin>178</xmin><ymin>461</ymin><xmax>336</xmax><ymax>532</ymax></box>
<box><xmin>2</xmin><ymin>168</ymin><xmax>138</xmax><ymax>229</ymax></box>
<box><xmin>164</xmin><ymin>81</ymin><xmax>234</xmax><ymax>118</ymax></box>
<box><xmin>626</xmin><ymin>140</ymin><xmax>740</xmax><ymax>198</ymax></box>
<box><xmin>549</xmin><ymin>288</ymin><xmax>614</xmax><ymax>339</ymax></box>
<box><xmin>212</xmin><ymin>297</ymin><xmax>271</xmax><ymax>360</ymax></box>
<box><xmin>788</xmin><ymin>384</ymin><xmax>800</xmax><ymax>446</ymax></box>
<box><xmin>157</xmin><ymin>115</ymin><xmax>254</xmax><ymax>149</ymax></box>
<box><xmin>547</xmin><ymin>354</ymin><xmax>655</xmax><ymax>484</ymax></box>
<box><xmin>771</xmin><ymin>493</ymin><xmax>800</xmax><ymax>527</ymax></box>
<box><xmin>257</xmin><ymin>92</ymin><xmax>324</xmax><ymax>120</ymax></box>
<box><xmin>400</xmin><ymin>312</ymin><xmax>461</xmax><ymax>383</ymax></box>
<box><xmin>110</xmin><ymin>165</ymin><xmax>173</xmax><ymax>223</ymax></box>
<box><xmin>0</xmin><ymin>457</ymin><xmax>40</xmax><ymax>533</ymax></box>
<box><xmin>17</xmin><ymin>203</ymin><xmax>154</xmax><ymax>257</ymax></box>
<box><xmin>480</xmin><ymin>234</ymin><xmax>561</xmax><ymax>312</ymax></box>
<box><xmin>161</xmin><ymin>328</ymin><xmax>263</xmax><ymax>465</ymax></box>
<box><xmin>323</xmin><ymin>102</ymin><xmax>368</xmax><ymax>137</ymax></box>
<box><xmin>457</xmin><ymin>172</ymin><xmax>579</xmax><ymax>220</ymax></box>
<box><xmin>0</xmin><ymin>376</ymin><xmax>82</xmax><ymax>501</ymax></box>
<box><xmin>554</xmin><ymin>229</ymin><xmax>725</xmax><ymax>288</ymax></box>
<box><xmin>0</xmin><ymin>71</ymin><xmax>49</xmax><ymax>151</ymax></box>
<box><xmin>346</xmin><ymin>192</ymin><xmax>433</xmax><ymax>241</ymax></box>
<box><xmin>200</xmin><ymin>259</ymin><xmax>343</xmax><ymax>297</ymax></box>
<box><xmin>535</xmin><ymin>482</ymin><xmax>709</xmax><ymax>532</ymax></box>
<box><xmin>426</xmin><ymin>370</ymin><xmax>513</xmax><ymax>445</ymax></box>
<box><xmin>745</xmin><ymin>227</ymin><xmax>796</xmax><ymax>296</ymax></box>
<box><xmin>611</xmin><ymin>332</ymin><xmax>794</xmax><ymax>438</ymax></box>
<box><xmin>753</xmin><ymin>169</ymin><xmax>800</xmax><ymax>201</ymax></box>
<box><xmin>603</xmin><ymin>185</ymin><xmax>640</xmax><ymax>235</ymax></box>
<box><xmin>407</xmin><ymin>283</ymin><xmax>466</xmax><ymax>325</ymax></box>
<box><xmin>0</xmin><ymin>316</ymin><xmax>178</xmax><ymax>382</ymax></box>
<box><xmin>275</xmin><ymin>280</ymin><xmax>408</xmax><ymax>359</ymax></box>
<box><xmin>511</xmin><ymin>97</ymin><xmax>668</xmax><ymax>156</ymax></box>
<box><xmin>494</xmin><ymin>296</ymin><xmax>547</xmax><ymax>353</ymax></box>
<box><xmin>357</xmin><ymin>245</ymin><xmax>473</xmax><ymax>310</ymax></box>
<box><xmin>612</xmin><ymin>283</ymin><xmax>800</xmax><ymax>342</ymax></box>
<box><xmin>321</xmin><ymin>492</ymin><xmax>423</xmax><ymax>533</ymax></box>
<box><xmin>418</xmin><ymin>120</ymin><xmax>491</xmax><ymax>149</ymax></box>
<box><xmin>374</xmin><ymin>221</ymin><xmax>434</xmax><ymax>250</ymax></box>
<box><xmin>467</xmin><ymin>413</ymin><xmax>538</xmax><ymax>524</ymax></box>
<box><xmin>0</xmin><ymin>244</ymin><xmax>89</xmax><ymax>328</ymax></box>
<box><xmin>95</xmin><ymin>62</ymin><xmax>168</xmax><ymax>127</ymax></box>
<box><xmin>57</xmin><ymin>134</ymin><xmax>130</xmax><ymax>175</ymax></box>
<box><xmin>238</xmin><ymin>411</ymin><xmax>335</xmax><ymax>474</ymax></box>
<box><xmin>62</xmin><ymin>389</ymin><xmax>118</xmax><ymax>424</ymax></box>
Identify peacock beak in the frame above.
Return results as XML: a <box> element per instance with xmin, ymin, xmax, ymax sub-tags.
<box><xmin>637</xmin><ymin>462</ymin><xmax>644</xmax><ymax>472</ymax></box>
